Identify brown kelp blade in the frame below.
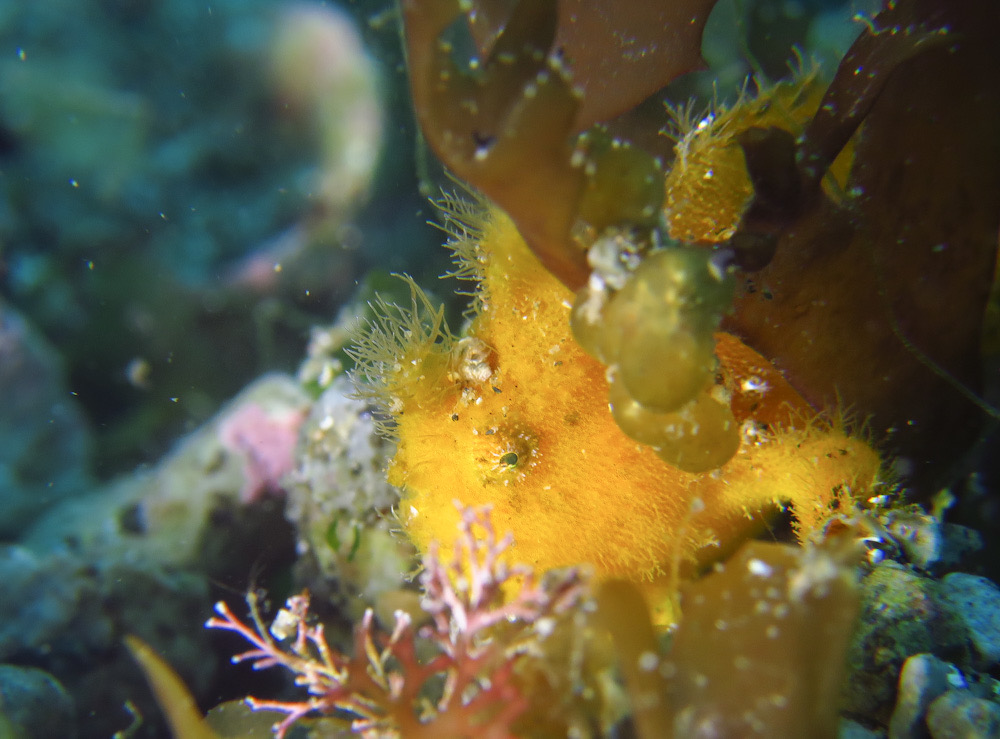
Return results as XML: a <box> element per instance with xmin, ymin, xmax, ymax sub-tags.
<box><xmin>464</xmin><ymin>0</ymin><xmax>719</xmax><ymax>131</ymax></box>
<box><xmin>796</xmin><ymin>1</ymin><xmax>955</xmax><ymax>193</ymax></box>
<box><xmin>728</xmin><ymin>0</ymin><xmax>1000</xmax><ymax>485</ymax></box>
<box><xmin>402</xmin><ymin>0</ymin><xmax>716</xmax><ymax>291</ymax></box>
<box><xmin>402</xmin><ymin>0</ymin><xmax>589</xmax><ymax>289</ymax></box>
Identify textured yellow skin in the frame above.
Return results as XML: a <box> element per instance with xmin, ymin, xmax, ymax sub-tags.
<box><xmin>664</xmin><ymin>72</ymin><xmax>852</xmax><ymax>243</ymax></box>
<box><xmin>384</xmin><ymin>207</ymin><xmax>880</xmax><ymax>601</ymax></box>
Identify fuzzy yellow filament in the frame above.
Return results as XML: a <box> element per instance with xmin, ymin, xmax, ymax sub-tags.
<box><xmin>351</xmin><ymin>202</ymin><xmax>880</xmax><ymax>623</ymax></box>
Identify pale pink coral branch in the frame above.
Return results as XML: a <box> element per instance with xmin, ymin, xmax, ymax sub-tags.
<box><xmin>206</xmin><ymin>505</ymin><xmax>587</xmax><ymax>737</ymax></box>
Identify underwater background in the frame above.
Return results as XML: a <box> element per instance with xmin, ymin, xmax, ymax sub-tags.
<box><xmin>1</xmin><ymin>0</ymin><xmax>1000</xmax><ymax>737</ymax></box>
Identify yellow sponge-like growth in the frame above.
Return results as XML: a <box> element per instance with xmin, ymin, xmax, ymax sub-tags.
<box><xmin>663</xmin><ymin>69</ymin><xmax>852</xmax><ymax>244</ymax></box>
<box><xmin>352</xmin><ymin>202</ymin><xmax>880</xmax><ymax>617</ymax></box>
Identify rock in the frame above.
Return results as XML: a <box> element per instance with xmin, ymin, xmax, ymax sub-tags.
<box><xmin>935</xmin><ymin>525</ymin><xmax>983</xmax><ymax>573</ymax></box>
<box><xmin>23</xmin><ymin>373</ymin><xmax>308</xmax><ymax>571</ymax></box>
<box><xmin>0</xmin><ymin>301</ymin><xmax>92</xmax><ymax>537</ymax></box>
<box><xmin>883</xmin><ymin>510</ymin><xmax>945</xmax><ymax>572</ymax></box>
<box><xmin>0</xmin><ymin>544</ymin><xmax>219</xmax><ymax>738</ymax></box>
<box><xmin>837</xmin><ymin>717</ymin><xmax>885</xmax><ymax>739</ymax></box>
<box><xmin>878</xmin><ymin>509</ymin><xmax>982</xmax><ymax>576</ymax></box>
<box><xmin>926</xmin><ymin>690</ymin><xmax>1000</xmax><ymax>739</ymax></box>
<box><xmin>844</xmin><ymin>562</ymin><xmax>968</xmax><ymax>725</ymax></box>
<box><xmin>0</xmin><ymin>664</ymin><xmax>76</xmax><ymax>738</ymax></box>
<box><xmin>840</xmin><ymin>718</ymin><xmax>886</xmax><ymax>739</ymax></box>
<box><xmin>0</xmin><ymin>546</ymin><xmax>100</xmax><ymax>662</ymax></box>
<box><xmin>285</xmin><ymin>374</ymin><xmax>414</xmax><ymax>622</ymax></box>
<box><xmin>889</xmin><ymin>654</ymin><xmax>964</xmax><ymax>739</ymax></box>
<box><xmin>6</xmin><ymin>375</ymin><xmax>307</xmax><ymax>738</ymax></box>
<box><xmin>938</xmin><ymin>573</ymin><xmax>1000</xmax><ymax>669</ymax></box>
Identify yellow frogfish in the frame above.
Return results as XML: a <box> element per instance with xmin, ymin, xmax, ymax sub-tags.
<box><xmin>351</xmin><ymin>196</ymin><xmax>880</xmax><ymax>622</ymax></box>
